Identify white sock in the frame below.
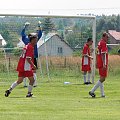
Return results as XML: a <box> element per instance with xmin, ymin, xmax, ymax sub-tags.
<box><xmin>99</xmin><ymin>82</ymin><xmax>105</xmax><ymax>96</ymax></box>
<box><xmin>28</xmin><ymin>85</ymin><xmax>33</xmax><ymax>93</ymax></box>
<box><xmin>23</xmin><ymin>78</ymin><xmax>27</xmax><ymax>86</ymax></box>
<box><xmin>88</xmin><ymin>73</ymin><xmax>91</xmax><ymax>82</ymax></box>
<box><xmin>9</xmin><ymin>81</ymin><xmax>18</xmax><ymax>92</ymax></box>
<box><xmin>91</xmin><ymin>80</ymin><xmax>101</xmax><ymax>93</ymax></box>
<box><xmin>33</xmin><ymin>73</ymin><xmax>37</xmax><ymax>86</ymax></box>
<box><xmin>83</xmin><ymin>75</ymin><xmax>86</xmax><ymax>83</ymax></box>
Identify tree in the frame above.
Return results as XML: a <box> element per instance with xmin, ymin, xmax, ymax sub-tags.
<box><xmin>57</xmin><ymin>20</ymin><xmax>64</xmax><ymax>30</ymax></box>
<box><xmin>42</xmin><ymin>18</ymin><xmax>56</xmax><ymax>34</ymax></box>
<box><xmin>116</xmin><ymin>15</ymin><xmax>120</xmax><ymax>31</ymax></box>
<box><xmin>4</xmin><ymin>41</ymin><xmax>14</xmax><ymax>48</ymax></box>
<box><xmin>1</xmin><ymin>30</ymin><xmax>11</xmax><ymax>41</ymax></box>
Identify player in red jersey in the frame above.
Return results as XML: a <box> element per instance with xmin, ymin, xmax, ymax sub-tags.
<box><xmin>89</xmin><ymin>32</ymin><xmax>109</xmax><ymax>97</ymax></box>
<box><xmin>5</xmin><ymin>33</ymin><xmax>37</xmax><ymax>97</ymax></box>
<box><xmin>82</xmin><ymin>38</ymin><xmax>93</xmax><ymax>84</ymax></box>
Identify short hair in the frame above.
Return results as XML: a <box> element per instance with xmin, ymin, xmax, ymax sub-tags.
<box><xmin>87</xmin><ymin>38</ymin><xmax>93</xmax><ymax>42</ymax></box>
<box><xmin>28</xmin><ymin>33</ymin><xmax>37</xmax><ymax>42</ymax></box>
<box><xmin>102</xmin><ymin>32</ymin><xmax>109</xmax><ymax>37</ymax></box>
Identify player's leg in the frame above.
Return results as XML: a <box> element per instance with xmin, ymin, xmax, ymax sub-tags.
<box><xmin>33</xmin><ymin>58</ymin><xmax>38</xmax><ymax>87</ymax></box>
<box><xmin>26</xmin><ymin>76</ymin><xmax>35</xmax><ymax>97</ymax></box>
<box><xmin>89</xmin><ymin>80</ymin><xmax>101</xmax><ymax>97</ymax></box>
<box><xmin>88</xmin><ymin>70</ymin><xmax>92</xmax><ymax>84</ymax></box>
<box><xmin>33</xmin><ymin>70</ymin><xmax>37</xmax><ymax>87</ymax></box>
<box><xmin>83</xmin><ymin>71</ymin><xmax>87</xmax><ymax>84</ymax></box>
<box><xmin>89</xmin><ymin>68</ymin><xmax>101</xmax><ymax>97</ymax></box>
<box><xmin>82</xmin><ymin>65</ymin><xmax>88</xmax><ymax>84</ymax></box>
<box><xmin>23</xmin><ymin>77</ymin><xmax>27</xmax><ymax>87</ymax></box>
<box><xmin>99</xmin><ymin>75</ymin><xmax>106</xmax><ymax>97</ymax></box>
<box><xmin>99</xmin><ymin>67</ymin><xmax>107</xmax><ymax>97</ymax></box>
<box><xmin>89</xmin><ymin>68</ymin><xmax>106</xmax><ymax>97</ymax></box>
<box><xmin>26</xmin><ymin>71</ymin><xmax>35</xmax><ymax>97</ymax></box>
<box><xmin>5</xmin><ymin>76</ymin><xmax>24</xmax><ymax>97</ymax></box>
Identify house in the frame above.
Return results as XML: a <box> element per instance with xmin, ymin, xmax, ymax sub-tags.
<box><xmin>108</xmin><ymin>30</ymin><xmax>120</xmax><ymax>44</ymax></box>
<box><xmin>38</xmin><ymin>33</ymin><xmax>74</xmax><ymax>56</ymax></box>
<box><xmin>0</xmin><ymin>34</ymin><xmax>7</xmax><ymax>47</ymax></box>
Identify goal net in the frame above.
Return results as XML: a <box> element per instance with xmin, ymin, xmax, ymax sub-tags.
<box><xmin>0</xmin><ymin>10</ymin><xmax>96</xmax><ymax>86</ymax></box>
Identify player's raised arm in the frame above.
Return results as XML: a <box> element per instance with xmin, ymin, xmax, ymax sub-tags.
<box><xmin>37</xmin><ymin>21</ymin><xmax>42</xmax><ymax>40</ymax></box>
<box><xmin>21</xmin><ymin>22</ymin><xmax>30</xmax><ymax>45</ymax></box>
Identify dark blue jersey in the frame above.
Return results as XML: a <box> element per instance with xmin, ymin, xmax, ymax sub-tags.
<box><xmin>21</xmin><ymin>27</ymin><xmax>42</xmax><ymax>58</ymax></box>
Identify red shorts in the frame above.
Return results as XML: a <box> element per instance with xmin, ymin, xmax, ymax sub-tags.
<box><xmin>98</xmin><ymin>67</ymin><xmax>108</xmax><ymax>77</ymax></box>
<box><xmin>18</xmin><ymin>71</ymin><xmax>33</xmax><ymax>77</ymax></box>
<box><xmin>82</xmin><ymin>65</ymin><xmax>91</xmax><ymax>72</ymax></box>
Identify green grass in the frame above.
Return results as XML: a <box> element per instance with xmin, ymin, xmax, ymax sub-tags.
<box><xmin>0</xmin><ymin>73</ymin><xmax>120</xmax><ymax>120</ymax></box>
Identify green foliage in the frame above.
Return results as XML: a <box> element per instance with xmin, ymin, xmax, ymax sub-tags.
<box><xmin>73</xmin><ymin>50</ymin><xmax>82</xmax><ymax>57</ymax></box>
<box><xmin>42</xmin><ymin>18</ymin><xmax>56</xmax><ymax>34</ymax></box>
<box><xmin>0</xmin><ymin>15</ymin><xmax>120</xmax><ymax>48</ymax></box>
<box><xmin>4</xmin><ymin>41</ymin><xmax>14</xmax><ymax>48</ymax></box>
<box><xmin>96</xmin><ymin>14</ymin><xmax>120</xmax><ymax>32</ymax></box>
<box><xmin>108</xmin><ymin>46</ymin><xmax>120</xmax><ymax>55</ymax></box>
<box><xmin>12</xmin><ymin>48</ymin><xmax>22</xmax><ymax>56</ymax></box>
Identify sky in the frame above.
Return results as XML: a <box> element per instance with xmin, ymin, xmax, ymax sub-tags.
<box><xmin>0</xmin><ymin>0</ymin><xmax>120</xmax><ymax>15</ymax></box>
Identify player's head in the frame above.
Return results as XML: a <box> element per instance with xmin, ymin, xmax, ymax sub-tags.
<box><xmin>28</xmin><ymin>33</ymin><xmax>38</xmax><ymax>46</ymax></box>
<box><xmin>87</xmin><ymin>38</ymin><xmax>93</xmax><ymax>46</ymax></box>
<box><xmin>102</xmin><ymin>32</ymin><xmax>109</xmax><ymax>42</ymax></box>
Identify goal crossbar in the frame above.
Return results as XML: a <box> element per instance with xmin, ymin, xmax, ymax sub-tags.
<box><xmin>0</xmin><ymin>9</ymin><xmax>96</xmax><ymax>19</ymax></box>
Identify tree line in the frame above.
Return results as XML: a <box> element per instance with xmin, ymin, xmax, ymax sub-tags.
<box><xmin>0</xmin><ymin>14</ymin><xmax>120</xmax><ymax>48</ymax></box>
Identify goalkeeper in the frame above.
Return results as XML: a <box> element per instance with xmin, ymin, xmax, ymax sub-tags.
<box><xmin>21</xmin><ymin>21</ymin><xmax>42</xmax><ymax>87</ymax></box>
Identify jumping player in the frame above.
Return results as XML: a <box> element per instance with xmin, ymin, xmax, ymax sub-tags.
<box><xmin>5</xmin><ymin>34</ymin><xmax>37</xmax><ymax>97</ymax></box>
<box><xmin>21</xmin><ymin>21</ymin><xmax>42</xmax><ymax>87</ymax></box>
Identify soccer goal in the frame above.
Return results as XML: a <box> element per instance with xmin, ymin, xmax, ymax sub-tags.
<box><xmin>0</xmin><ymin>9</ymin><xmax>96</xmax><ymax>85</ymax></box>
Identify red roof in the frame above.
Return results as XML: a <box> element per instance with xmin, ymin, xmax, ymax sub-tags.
<box><xmin>108</xmin><ymin>30</ymin><xmax>120</xmax><ymax>40</ymax></box>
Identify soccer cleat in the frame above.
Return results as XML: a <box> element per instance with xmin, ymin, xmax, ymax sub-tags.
<box><xmin>88</xmin><ymin>82</ymin><xmax>92</xmax><ymax>84</ymax></box>
<box><xmin>89</xmin><ymin>91</ymin><xmax>96</xmax><ymax>98</ymax></box>
<box><xmin>84</xmin><ymin>82</ymin><xmax>89</xmax><ymax>85</ymax></box>
<box><xmin>26</xmin><ymin>93</ymin><xmax>33</xmax><ymax>97</ymax></box>
<box><xmin>5</xmin><ymin>90</ymin><xmax>11</xmax><ymax>97</ymax></box>
<box><xmin>101</xmin><ymin>95</ymin><xmax>105</xmax><ymax>98</ymax></box>
<box><xmin>23</xmin><ymin>85</ymin><xmax>27</xmax><ymax>88</ymax></box>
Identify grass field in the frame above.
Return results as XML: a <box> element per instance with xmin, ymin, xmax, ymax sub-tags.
<box><xmin>0</xmin><ymin>72</ymin><xmax>120</xmax><ymax>120</ymax></box>
<box><xmin>0</xmin><ymin>55</ymin><xmax>120</xmax><ymax>120</ymax></box>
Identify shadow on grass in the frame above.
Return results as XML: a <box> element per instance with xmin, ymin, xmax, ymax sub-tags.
<box><xmin>8</xmin><ymin>96</ymin><xmax>36</xmax><ymax>98</ymax></box>
<box><xmin>83</xmin><ymin>96</ymin><xmax>106</xmax><ymax>99</ymax></box>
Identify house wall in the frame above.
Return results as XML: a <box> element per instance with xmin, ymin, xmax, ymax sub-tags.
<box><xmin>38</xmin><ymin>35</ymin><xmax>73</xmax><ymax>56</ymax></box>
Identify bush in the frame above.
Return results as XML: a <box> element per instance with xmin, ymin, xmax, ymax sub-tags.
<box><xmin>108</xmin><ymin>46</ymin><xmax>120</xmax><ymax>55</ymax></box>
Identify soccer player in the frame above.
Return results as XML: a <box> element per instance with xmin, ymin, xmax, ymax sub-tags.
<box><xmin>21</xmin><ymin>21</ymin><xmax>42</xmax><ymax>87</ymax></box>
<box><xmin>5</xmin><ymin>34</ymin><xmax>37</xmax><ymax>97</ymax></box>
<box><xmin>82</xmin><ymin>38</ymin><xmax>93</xmax><ymax>85</ymax></box>
<box><xmin>89</xmin><ymin>32</ymin><xmax>109</xmax><ymax>98</ymax></box>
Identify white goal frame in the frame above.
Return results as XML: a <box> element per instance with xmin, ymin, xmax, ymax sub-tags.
<box><xmin>0</xmin><ymin>9</ymin><xmax>96</xmax><ymax>83</ymax></box>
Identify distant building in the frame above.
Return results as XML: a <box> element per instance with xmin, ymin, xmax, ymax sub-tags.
<box><xmin>17</xmin><ymin>33</ymin><xmax>74</xmax><ymax>56</ymax></box>
<box><xmin>0</xmin><ymin>34</ymin><xmax>7</xmax><ymax>47</ymax></box>
<box><xmin>38</xmin><ymin>33</ymin><xmax>73</xmax><ymax>56</ymax></box>
<box><xmin>108</xmin><ymin>30</ymin><xmax>120</xmax><ymax>44</ymax></box>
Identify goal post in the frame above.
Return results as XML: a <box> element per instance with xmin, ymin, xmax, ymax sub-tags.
<box><xmin>0</xmin><ymin>9</ymin><xmax>96</xmax><ymax>84</ymax></box>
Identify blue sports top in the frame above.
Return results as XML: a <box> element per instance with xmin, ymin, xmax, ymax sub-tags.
<box><xmin>21</xmin><ymin>27</ymin><xmax>42</xmax><ymax>58</ymax></box>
